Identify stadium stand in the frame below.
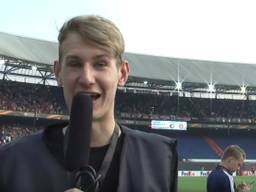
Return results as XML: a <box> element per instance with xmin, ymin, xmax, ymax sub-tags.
<box><xmin>1</xmin><ymin>79</ymin><xmax>256</xmax><ymax>168</ymax></box>
<box><xmin>0</xmin><ymin>124</ymin><xmax>36</xmax><ymax>145</ymax></box>
<box><xmin>2</xmin><ymin>80</ymin><xmax>256</xmax><ymax>122</ymax></box>
<box><xmin>1</xmin><ymin>32</ymin><xmax>256</xmax><ymax>180</ymax></box>
<box><xmin>0</xmin><ymin>80</ymin><xmax>66</xmax><ymax>114</ymax></box>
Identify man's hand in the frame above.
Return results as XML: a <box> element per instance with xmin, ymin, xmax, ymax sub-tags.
<box><xmin>64</xmin><ymin>188</ymin><xmax>83</xmax><ymax>192</ymax></box>
<box><xmin>237</xmin><ymin>182</ymin><xmax>251</xmax><ymax>192</ymax></box>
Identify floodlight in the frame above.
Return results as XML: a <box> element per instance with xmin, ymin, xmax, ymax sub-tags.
<box><xmin>0</xmin><ymin>60</ymin><xmax>5</xmax><ymax>65</ymax></box>
<box><xmin>240</xmin><ymin>85</ymin><xmax>246</xmax><ymax>94</ymax></box>
<box><xmin>208</xmin><ymin>83</ymin><xmax>215</xmax><ymax>92</ymax></box>
<box><xmin>176</xmin><ymin>81</ymin><xmax>182</xmax><ymax>90</ymax></box>
<box><xmin>32</xmin><ymin>66</ymin><xmax>37</xmax><ymax>71</ymax></box>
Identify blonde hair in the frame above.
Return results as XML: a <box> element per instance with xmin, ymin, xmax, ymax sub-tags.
<box><xmin>222</xmin><ymin>145</ymin><xmax>246</xmax><ymax>161</ymax></box>
<box><xmin>58</xmin><ymin>15</ymin><xmax>125</xmax><ymax>65</ymax></box>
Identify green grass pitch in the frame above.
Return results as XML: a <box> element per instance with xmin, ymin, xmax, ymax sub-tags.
<box><xmin>178</xmin><ymin>176</ymin><xmax>256</xmax><ymax>192</ymax></box>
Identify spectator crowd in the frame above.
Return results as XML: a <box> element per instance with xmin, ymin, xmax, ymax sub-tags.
<box><xmin>1</xmin><ymin>80</ymin><xmax>256</xmax><ymax>122</ymax></box>
<box><xmin>0</xmin><ymin>124</ymin><xmax>38</xmax><ymax>145</ymax></box>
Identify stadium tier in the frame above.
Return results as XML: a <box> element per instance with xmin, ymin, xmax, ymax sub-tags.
<box><xmin>1</xmin><ymin>32</ymin><xmax>256</xmax><ymax>192</ymax></box>
<box><xmin>146</xmin><ymin>128</ymin><xmax>256</xmax><ymax>161</ymax></box>
<box><xmin>2</xmin><ymin>79</ymin><xmax>256</xmax><ymax>168</ymax></box>
<box><xmin>2</xmin><ymin>80</ymin><xmax>256</xmax><ymax>122</ymax></box>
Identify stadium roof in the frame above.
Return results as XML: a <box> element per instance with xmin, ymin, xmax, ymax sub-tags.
<box><xmin>1</xmin><ymin>31</ymin><xmax>256</xmax><ymax>93</ymax></box>
<box><xmin>0</xmin><ymin>32</ymin><xmax>58</xmax><ymax>65</ymax></box>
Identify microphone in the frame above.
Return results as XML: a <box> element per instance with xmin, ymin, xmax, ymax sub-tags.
<box><xmin>65</xmin><ymin>92</ymin><xmax>100</xmax><ymax>191</ymax></box>
<box><xmin>65</xmin><ymin>92</ymin><xmax>93</xmax><ymax>171</ymax></box>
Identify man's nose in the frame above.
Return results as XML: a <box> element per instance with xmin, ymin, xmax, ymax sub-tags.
<box><xmin>78</xmin><ymin>64</ymin><xmax>95</xmax><ymax>85</ymax></box>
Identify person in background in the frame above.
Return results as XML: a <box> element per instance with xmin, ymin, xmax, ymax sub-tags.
<box><xmin>207</xmin><ymin>145</ymin><xmax>251</xmax><ymax>192</ymax></box>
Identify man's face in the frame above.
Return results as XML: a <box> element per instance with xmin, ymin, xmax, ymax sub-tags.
<box><xmin>55</xmin><ymin>32</ymin><xmax>129</xmax><ymax>121</ymax></box>
<box><xmin>229</xmin><ymin>157</ymin><xmax>244</xmax><ymax>173</ymax></box>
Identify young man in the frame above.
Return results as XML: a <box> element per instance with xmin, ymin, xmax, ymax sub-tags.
<box><xmin>0</xmin><ymin>15</ymin><xmax>177</xmax><ymax>192</ymax></box>
<box><xmin>207</xmin><ymin>145</ymin><xmax>250</xmax><ymax>192</ymax></box>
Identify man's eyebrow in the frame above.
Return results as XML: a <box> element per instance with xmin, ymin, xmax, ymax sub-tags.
<box><xmin>65</xmin><ymin>55</ymin><xmax>81</xmax><ymax>60</ymax></box>
<box><xmin>92</xmin><ymin>54</ymin><xmax>110</xmax><ymax>60</ymax></box>
<box><xmin>63</xmin><ymin>54</ymin><xmax>111</xmax><ymax>63</ymax></box>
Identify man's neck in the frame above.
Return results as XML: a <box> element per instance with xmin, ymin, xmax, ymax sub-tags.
<box><xmin>219</xmin><ymin>162</ymin><xmax>232</xmax><ymax>174</ymax></box>
<box><xmin>90</xmin><ymin>119</ymin><xmax>116</xmax><ymax>147</ymax></box>
<box><xmin>219</xmin><ymin>162</ymin><xmax>228</xmax><ymax>169</ymax></box>
<box><xmin>63</xmin><ymin>117</ymin><xmax>116</xmax><ymax>147</ymax></box>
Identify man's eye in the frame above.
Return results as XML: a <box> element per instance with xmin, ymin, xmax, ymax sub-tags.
<box><xmin>67</xmin><ymin>61</ymin><xmax>81</xmax><ymax>67</ymax></box>
<box><xmin>95</xmin><ymin>61</ymin><xmax>107</xmax><ymax>67</ymax></box>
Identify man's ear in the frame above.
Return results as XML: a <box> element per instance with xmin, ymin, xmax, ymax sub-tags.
<box><xmin>54</xmin><ymin>60</ymin><xmax>62</xmax><ymax>86</ymax></box>
<box><xmin>118</xmin><ymin>60</ymin><xmax>130</xmax><ymax>86</ymax></box>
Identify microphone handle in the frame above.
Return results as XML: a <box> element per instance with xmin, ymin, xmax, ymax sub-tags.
<box><xmin>75</xmin><ymin>166</ymin><xmax>100</xmax><ymax>192</ymax></box>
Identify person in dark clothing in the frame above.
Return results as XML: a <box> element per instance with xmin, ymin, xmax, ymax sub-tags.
<box><xmin>0</xmin><ymin>15</ymin><xmax>178</xmax><ymax>192</ymax></box>
<box><xmin>207</xmin><ymin>145</ymin><xmax>250</xmax><ymax>192</ymax></box>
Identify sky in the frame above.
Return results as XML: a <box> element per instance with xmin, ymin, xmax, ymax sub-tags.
<box><xmin>1</xmin><ymin>0</ymin><xmax>256</xmax><ymax>64</ymax></box>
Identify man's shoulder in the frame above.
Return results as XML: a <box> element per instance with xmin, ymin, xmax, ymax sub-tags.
<box><xmin>207</xmin><ymin>167</ymin><xmax>232</xmax><ymax>192</ymax></box>
<box><xmin>208</xmin><ymin>167</ymin><xmax>229</xmax><ymax>180</ymax></box>
<box><xmin>0</xmin><ymin>122</ymin><xmax>67</xmax><ymax>158</ymax></box>
<box><xmin>121</xmin><ymin>125</ymin><xmax>177</xmax><ymax>146</ymax></box>
<box><xmin>0</xmin><ymin>130</ymin><xmax>43</xmax><ymax>157</ymax></box>
<box><xmin>118</xmin><ymin>125</ymin><xmax>178</xmax><ymax>192</ymax></box>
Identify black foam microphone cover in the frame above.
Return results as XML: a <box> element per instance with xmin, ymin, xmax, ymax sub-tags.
<box><xmin>65</xmin><ymin>92</ymin><xmax>93</xmax><ymax>172</ymax></box>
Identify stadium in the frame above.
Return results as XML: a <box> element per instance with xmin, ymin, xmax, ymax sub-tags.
<box><xmin>0</xmin><ymin>32</ymin><xmax>256</xmax><ymax>191</ymax></box>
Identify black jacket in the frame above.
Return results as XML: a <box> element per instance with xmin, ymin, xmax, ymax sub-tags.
<box><xmin>0</xmin><ymin>123</ymin><xmax>177</xmax><ymax>192</ymax></box>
